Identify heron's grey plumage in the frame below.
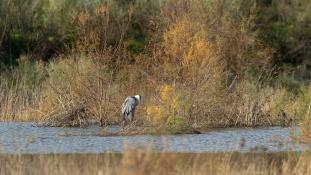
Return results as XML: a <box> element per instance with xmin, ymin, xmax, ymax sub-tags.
<box><xmin>122</xmin><ymin>95</ymin><xmax>140</xmax><ymax>122</ymax></box>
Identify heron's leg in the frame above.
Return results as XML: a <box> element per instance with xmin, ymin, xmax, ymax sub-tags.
<box><xmin>121</xmin><ymin>116</ymin><xmax>127</xmax><ymax>127</ymax></box>
<box><xmin>99</xmin><ymin>117</ymin><xmax>104</xmax><ymax>127</ymax></box>
<box><xmin>121</xmin><ymin>120</ymin><xmax>125</xmax><ymax>127</ymax></box>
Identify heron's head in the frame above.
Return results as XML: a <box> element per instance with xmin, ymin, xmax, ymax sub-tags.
<box><xmin>134</xmin><ymin>95</ymin><xmax>141</xmax><ymax>103</ymax></box>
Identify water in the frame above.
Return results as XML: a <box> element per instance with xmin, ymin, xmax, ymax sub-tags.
<box><xmin>0</xmin><ymin>122</ymin><xmax>309</xmax><ymax>154</ymax></box>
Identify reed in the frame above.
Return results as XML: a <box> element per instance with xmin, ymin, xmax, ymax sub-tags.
<box><xmin>0</xmin><ymin>151</ymin><xmax>310</xmax><ymax>175</ymax></box>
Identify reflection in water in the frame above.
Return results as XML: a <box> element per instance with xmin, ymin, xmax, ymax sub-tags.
<box><xmin>0</xmin><ymin>122</ymin><xmax>309</xmax><ymax>154</ymax></box>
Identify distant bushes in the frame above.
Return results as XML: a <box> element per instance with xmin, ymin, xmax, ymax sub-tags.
<box><xmin>0</xmin><ymin>0</ymin><xmax>310</xmax><ymax>67</ymax></box>
<box><xmin>0</xmin><ymin>0</ymin><xmax>159</xmax><ymax>66</ymax></box>
<box><xmin>257</xmin><ymin>0</ymin><xmax>311</xmax><ymax>65</ymax></box>
<box><xmin>0</xmin><ymin>0</ymin><xmax>78</xmax><ymax>65</ymax></box>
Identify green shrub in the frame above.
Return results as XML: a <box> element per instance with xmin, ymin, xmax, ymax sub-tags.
<box><xmin>275</xmin><ymin>73</ymin><xmax>302</xmax><ymax>92</ymax></box>
<box><xmin>165</xmin><ymin>116</ymin><xmax>191</xmax><ymax>134</ymax></box>
<box><xmin>257</xmin><ymin>0</ymin><xmax>311</xmax><ymax>65</ymax></box>
<box><xmin>126</xmin><ymin>39</ymin><xmax>145</xmax><ymax>57</ymax></box>
<box><xmin>294</xmin><ymin>86</ymin><xmax>311</xmax><ymax>119</ymax></box>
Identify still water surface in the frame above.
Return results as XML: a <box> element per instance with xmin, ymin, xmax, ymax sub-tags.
<box><xmin>0</xmin><ymin>122</ymin><xmax>309</xmax><ymax>154</ymax></box>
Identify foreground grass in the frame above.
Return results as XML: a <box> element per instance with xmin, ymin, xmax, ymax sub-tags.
<box><xmin>1</xmin><ymin>151</ymin><xmax>311</xmax><ymax>175</ymax></box>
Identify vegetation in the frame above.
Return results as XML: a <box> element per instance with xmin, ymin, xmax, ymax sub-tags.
<box><xmin>1</xmin><ymin>2</ymin><xmax>311</xmax><ymax>174</ymax></box>
<box><xmin>0</xmin><ymin>0</ymin><xmax>311</xmax><ymax>134</ymax></box>
<box><xmin>1</xmin><ymin>151</ymin><xmax>311</xmax><ymax>175</ymax></box>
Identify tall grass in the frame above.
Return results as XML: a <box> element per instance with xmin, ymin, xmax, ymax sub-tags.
<box><xmin>0</xmin><ymin>57</ymin><xmax>45</xmax><ymax>121</ymax></box>
<box><xmin>1</xmin><ymin>151</ymin><xmax>311</xmax><ymax>175</ymax></box>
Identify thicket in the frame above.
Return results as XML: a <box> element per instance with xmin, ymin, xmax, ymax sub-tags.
<box><xmin>0</xmin><ymin>0</ymin><xmax>310</xmax><ymax>133</ymax></box>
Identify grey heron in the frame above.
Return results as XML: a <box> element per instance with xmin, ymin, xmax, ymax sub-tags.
<box><xmin>122</xmin><ymin>95</ymin><xmax>141</xmax><ymax>122</ymax></box>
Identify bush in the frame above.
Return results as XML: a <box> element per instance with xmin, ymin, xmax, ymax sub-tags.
<box><xmin>257</xmin><ymin>0</ymin><xmax>311</xmax><ymax>65</ymax></box>
<box><xmin>145</xmin><ymin>84</ymin><xmax>190</xmax><ymax>125</ymax></box>
<box><xmin>38</xmin><ymin>54</ymin><xmax>123</xmax><ymax>126</ymax></box>
<box><xmin>0</xmin><ymin>0</ymin><xmax>77</xmax><ymax>64</ymax></box>
<box><xmin>294</xmin><ymin>86</ymin><xmax>311</xmax><ymax>119</ymax></box>
<box><xmin>165</xmin><ymin>115</ymin><xmax>191</xmax><ymax>134</ymax></box>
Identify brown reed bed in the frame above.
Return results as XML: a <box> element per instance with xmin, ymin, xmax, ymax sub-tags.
<box><xmin>0</xmin><ymin>151</ymin><xmax>310</xmax><ymax>175</ymax></box>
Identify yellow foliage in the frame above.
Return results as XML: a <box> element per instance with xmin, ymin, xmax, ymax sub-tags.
<box><xmin>146</xmin><ymin>105</ymin><xmax>165</xmax><ymax>124</ymax></box>
<box><xmin>146</xmin><ymin>84</ymin><xmax>189</xmax><ymax>125</ymax></box>
<box><xmin>160</xmin><ymin>84</ymin><xmax>189</xmax><ymax>111</ymax></box>
<box><xmin>160</xmin><ymin>15</ymin><xmax>223</xmax><ymax>86</ymax></box>
<box><xmin>183</xmin><ymin>36</ymin><xmax>211</xmax><ymax>66</ymax></box>
<box><xmin>96</xmin><ymin>3</ymin><xmax>108</xmax><ymax>17</ymax></box>
<box><xmin>163</xmin><ymin>17</ymin><xmax>207</xmax><ymax>66</ymax></box>
<box><xmin>172</xmin><ymin>96</ymin><xmax>179</xmax><ymax>110</ymax></box>
<box><xmin>160</xmin><ymin>85</ymin><xmax>174</xmax><ymax>103</ymax></box>
<box><xmin>146</xmin><ymin>84</ymin><xmax>191</xmax><ymax>126</ymax></box>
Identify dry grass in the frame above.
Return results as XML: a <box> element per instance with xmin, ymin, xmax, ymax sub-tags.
<box><xmin>37</xmin><ymin>55</ymin><xmax>125</xmax><ymax>126</ymax></box>
<box><xmin>299</xmin><ymin>85</ymin><xmax>311</xmax><ymax>143</ymax></box>
<box><xmin>1</xmin><ymin>151</ymin><xmax>311</xmax><ymax>175</ymax></box>
<box><xmin>0</xmin><ymin>57</ymin><xmax>45</xmax><ymax>121</ymax></box>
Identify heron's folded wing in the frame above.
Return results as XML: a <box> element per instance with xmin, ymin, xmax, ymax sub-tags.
<box><xmin>122</xmin><ymin>97</ymin><xmax>135</xmax><ymax>115</ymax></box>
